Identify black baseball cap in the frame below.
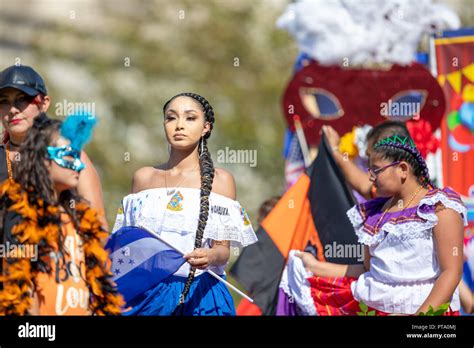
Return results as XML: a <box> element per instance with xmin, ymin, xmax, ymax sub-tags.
<box><xmin>0</xmin><ymin>65</ymin><xmax>48</xmax><ymax>96</ymax></box>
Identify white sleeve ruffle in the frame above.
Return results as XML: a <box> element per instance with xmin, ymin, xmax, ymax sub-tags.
<box><xmin>111</xmin><ymin>191</ymin><xmax>258</xmax><ymax>248</ymax></box>
<box><xmin>346</xmin><ymin>187</ymin><xmax>468</xmax><ymax>246</ymax></box>
<box><xmin>203</xmin><ymin>197</ymin><xmax>258</xmax><ymax>248</ymax></box>
<box><xmin>416</xmin><ymin>188</ymin><xmax>468</xmax><ymax>227</ymax></box>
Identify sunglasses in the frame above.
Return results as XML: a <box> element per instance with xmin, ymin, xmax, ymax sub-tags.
<box><xmin>366</xmin><ymin>161</ymin><xmax>400</xmax><ymax>177</ymax></box>
<box><xmin>0</xmin><ymin>93</ymin><xmax>38</xmax><ymax>109</ymax></box>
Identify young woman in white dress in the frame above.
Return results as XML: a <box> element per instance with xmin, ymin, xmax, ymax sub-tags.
<box><xmin>113</xmin><ymin>93</ymin><xmax>257</xmax><ymax>315</ymax></box>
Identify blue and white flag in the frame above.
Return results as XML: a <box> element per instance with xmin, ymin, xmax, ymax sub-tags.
<box><xmin>105</xmin><ymin>226</ymin><xmax>186</xmax><ymax>304</ymax></box>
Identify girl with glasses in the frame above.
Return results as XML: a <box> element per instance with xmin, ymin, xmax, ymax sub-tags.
<box><xmin>297</xmin><ymin>134</ymin><xmax>467</xmax><ymax>315</ymax></box>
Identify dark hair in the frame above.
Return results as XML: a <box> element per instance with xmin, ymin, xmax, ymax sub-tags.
<box><xmin>372</xmin><ymin>134</ymin><xmax>434</xmax><ymax>188</ymax></box>
<box><xmin>163</xmin><ymin>92</ymin><xmax>215</xmax><ymax>312</ymax></box>
<box><xmin>258</xmin><ymin>196</ymin><xmax>280</xmax><ymax>225</ymax></box>
<box><xmin>366</xmin><ymin>120</ymin><xmax>410</xmax><ymax>146</ymax></box>
<box><xmin>14</xmin><ymin>113</ymin><xmax>84</xmax><ymax>263</ymax></box>
<box><xmin>14</xmin><ymin>114</ymin><xmax>60</xmax><ymax>204</ymax></box>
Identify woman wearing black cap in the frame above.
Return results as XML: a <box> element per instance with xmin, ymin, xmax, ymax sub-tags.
<box><xmin>0</xmin><ymin>65</ymin><xmax>108</xmax><ymax>230</ymax></box>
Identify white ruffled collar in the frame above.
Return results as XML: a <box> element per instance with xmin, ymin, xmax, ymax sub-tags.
<box><xmin>347</xmin><ymin>188</ymin><xmax>468</xmax><ymax>246</ymax></box>
<box><xmin>113</xmin><ymin>186</ymin><xmax>257</xmax><ymax>248</ymax></box>
<box><xmin>123</xmin><ymin>187</ymin><xmax>239</xmax><ymax>204</ymax></box>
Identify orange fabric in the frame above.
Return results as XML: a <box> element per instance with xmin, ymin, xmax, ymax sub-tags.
<box><xmin>435</xmin><ymin>35</ymin><xmax>474</xmax><ymax>207</ymax></box>
<box><xmin>261</xmin><ymin>173</ymin><xmax>324</xmax><ymax>260</ymax></box>
<box><xmin>34</xmin><ymin>214</ymin><xmax>90</xmax><ymax>315</ymax></box>
<box><xmin>297</xmin><ymin>197</ymin><xmax>325</xmax><ymax>261</ymax></box>
<box><xmin>308</xmin><ymin>276</ymin><xmax>360</xmax><ymax>315</ymax></box>
<box><xmin>238</xmin><ymin>174</ymin><xmax>324</xmax><ymax>316</ymax></box>
<box><xmin>236</xmin><ymin>298</ymin><xmax>262</xmax><ymax>316</ymax></box>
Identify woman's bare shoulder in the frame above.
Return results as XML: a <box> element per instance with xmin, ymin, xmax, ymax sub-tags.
<box><xmin>212</xmin><ymin>167</ymin><xmax>236</xmax><ymax>200</ymax></box>
<box><xmin>131</xmin><ymin>165</ymin><xmax>164</xmax><ymax>193</ymax></box>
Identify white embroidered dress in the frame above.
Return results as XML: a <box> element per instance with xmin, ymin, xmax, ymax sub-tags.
<box><xmin>346</xmin><ymin>187</ymin><xmax>467</xmax><ymax>314</ymax></box>
<box><xmin>112</xmin><ymin>187</ymin><xmax>257</xmax><ymax>279</ymax></box>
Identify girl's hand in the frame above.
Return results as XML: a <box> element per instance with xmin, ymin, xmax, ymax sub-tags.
<box><xmin>321</xmin><ymin>125</ymin><xmax>340</xmax><ymax>150</ymax></box>
<box><xmin>295</xmin><ymin>251</ymin><xmax>320</xmax><ymax>274</ymax></box>
<box><xmin>184</xmin><ymin>248</ymin><xmax>216</xmax><ymax>270</ymax></box>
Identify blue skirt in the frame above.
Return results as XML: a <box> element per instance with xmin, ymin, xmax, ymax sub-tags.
<box><xmin>123</xmin><ymin>272</ymin><xmax>236</xmax><ymax>316</ymax></box>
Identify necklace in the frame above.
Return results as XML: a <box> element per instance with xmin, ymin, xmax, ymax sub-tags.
<box><xmin>164</xmin><ymin>162</ymin><xmax>199</xmax><ymax>196</ymax></box>
<box><xmin>373</xmin><ymin>185</ymin><xmax>424</xmax><ymax>234</ymax></box>
<box><xmin>5</xmin><ymin>143</ymin><xmax>14</xmax><ymax>182</ymax></box>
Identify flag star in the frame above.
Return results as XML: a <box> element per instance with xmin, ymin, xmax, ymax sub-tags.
<box><xmin>114</xmin><ymin>268</ymin><xmax>121</xmax><ymax>275</ymax></box>
<box><xmin>121</xmin><ymin>249</ymin><xmax>127</xmax><ymax>256</ymax></box>
<box><xmin>118</xmin><ymin>259</ymin><xmax>124</xmax><ymax>264</ymax></box>
<box><xmin>128</xmin><ymin>259</ymin><xmax>135</xmax><ymax>265</ymax></box>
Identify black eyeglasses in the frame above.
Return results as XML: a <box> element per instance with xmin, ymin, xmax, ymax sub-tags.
<box><xmin>366</xmin><ymin>161</ymin><xmax>400</xmax><ymax>177</ymax></box>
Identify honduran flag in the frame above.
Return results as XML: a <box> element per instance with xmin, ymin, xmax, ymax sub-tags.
<box><xmin>105</xmin><ymin>226</ymin><xmax>186</xmax><ymax>304</ymax></box>
<box><xmin>230</xmin><ymin>135</ymin><xmax>360</xmax><ymax>315</ymax></box>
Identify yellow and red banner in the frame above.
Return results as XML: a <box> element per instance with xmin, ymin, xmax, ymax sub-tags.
<box><xmin>433</xmin><ymin>29</ymin><xmax>474</xmax><ymax>225</ymax></box>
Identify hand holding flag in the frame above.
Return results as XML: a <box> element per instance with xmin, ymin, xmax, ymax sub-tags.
<box><xmin>184</xmin><ymin>248</ymin><xmax>216</xmax><ymax>270</ymax></box>
<box><xmin>106</xmin><ymin>225</ymin><xmax>254</xmax><ymax>305</ymax></box>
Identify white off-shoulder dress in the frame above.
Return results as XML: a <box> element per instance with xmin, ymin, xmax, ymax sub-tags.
<box><xmin>112</xmin><ymin>187</ymin><xmax>257</xmax><ymax>315</ymax></box>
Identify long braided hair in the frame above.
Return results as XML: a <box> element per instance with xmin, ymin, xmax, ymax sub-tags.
<box><xmin>162</xmin><ymin>92</ymin><xmax>215</xmax><ymax>313</ymax></box>
<box><xmin>373</xmin><ymin>134</ymin><xmax>434</xmax><ymax>189</ymax></box>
